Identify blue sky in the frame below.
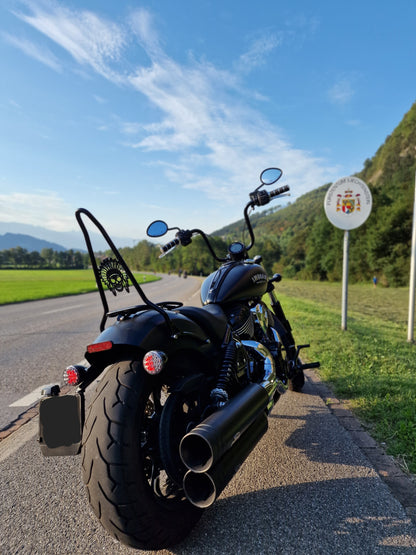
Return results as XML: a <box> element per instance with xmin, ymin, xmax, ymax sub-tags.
<box><xmin>1</xmin><ymin>0</ymin><xmax>416</xmax><ymax>243</ymax></box>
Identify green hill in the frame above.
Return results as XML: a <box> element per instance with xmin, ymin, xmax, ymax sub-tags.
<box><xmin>214</xmin><ymin>101</ymin><xmax>416</xmax><ymax>286</ymax></box>
<box><xmin>120</xmin><ymin>101</ymin><xmax>416</xmax><ymax>284</ymax></box>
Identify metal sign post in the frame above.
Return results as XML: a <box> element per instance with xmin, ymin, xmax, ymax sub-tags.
<box><xmin>341</xmin><ymin>230</ymin><xmax>349</xmax><ymax>330</ymax></box>
<box><xmin>324</xmin><ymin>177</ymin><xmax>372</xmax><ymax>331</ymax></box>
<box><xmin>408</xmin><ymin>172</ymin><xmax>416</xmax><ymax>342</ymax></box>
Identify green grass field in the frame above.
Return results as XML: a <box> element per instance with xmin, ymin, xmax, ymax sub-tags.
<box><xmin>0</xmin><ymin>269</ymin><xmax>159</xmax><ymax>304</ymax></box>
<box><xmin>275</xmin><ymin>279</ymin><xmax>416</xmax><ymax>474</ymax></box>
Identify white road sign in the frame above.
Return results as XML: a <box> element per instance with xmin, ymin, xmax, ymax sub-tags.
<box><xmin>324</xmin><ymin>176</ymin><xmax>372</xmax><ymax>230</ymax></box>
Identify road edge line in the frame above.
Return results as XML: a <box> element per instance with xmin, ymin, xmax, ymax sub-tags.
<box><xmin>0</xmin><ymin>384</ymin><xmax>72</xmax><ymax>442</ymax></box>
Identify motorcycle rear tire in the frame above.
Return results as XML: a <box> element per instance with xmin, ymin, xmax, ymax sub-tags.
<box><xmin>81</xmin><ymin>359</ymin><xmax>202</xmax><ymax>550</ymax></box>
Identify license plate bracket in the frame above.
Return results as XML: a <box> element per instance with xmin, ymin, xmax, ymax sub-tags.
<box><xmin>39</xmin><ymin>393</ymin><xmax>84</xmax><ymax>456</ymax></box>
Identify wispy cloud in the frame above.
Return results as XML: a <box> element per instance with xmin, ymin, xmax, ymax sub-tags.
<box><xmin>93</xmin><ymin>94</ymin><xmax>107</xmax><ymax>104</ymax></box>
<box><xmin>9</xmin><ymin>2</ymin><xmax>338</xmax><ymax>204</ymax></box>
<box><xmin>8</xmin><ymin>99</ymin><xmax>22</xmax><ymax>109</ymax></box>
<box><xmin>123</xmin><ymin>13</ymin><xmax>336</xmax><ymax>196</ymax></box>
<box><xmin>120</xmin><ymin>121</ymin><xmax>143</xmax><ymax>135</ymax></box>
<box><xmin>283</xmin><ymin>14</ymin><xmax>320</xmax><ymax>48</ymax></box>
<box><xmin>0</xmin><ymin>191</ymin><xmax>73</xmax><ymax>230</ymax></box>
<box><xmin>237</xmin><ymin>34</ymin><xmax>281</xmax><ymax>73</ymax></box>
<box><xmin>328</xmin><ymin>78</ymin><xmax>355</xmax><ymax>105</ymax></box>
<box><xmin>13</xmin><ymin>0</ymin><xmax>126</xmax><ymax>81</ymax></box>
<box><xmin>129</xmin><ymin>7</ymin><xmax>162</xmax><ymax>58</ymax></box>
<box><xmin>2</xmin><ymin>31</ymin><xmax>61</xmax><ymax>71</ymax></box>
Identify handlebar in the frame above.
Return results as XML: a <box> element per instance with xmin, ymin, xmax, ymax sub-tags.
<box><xmin>158</xmin><ymin>181</ymin><xmax>290</xmax><ymax>259</ymax></box>
<box><xmin>159</xmin><ymin>237</ymin><xmax>180</xmax><ymax>257</ymax></box>
<box><xmin>269</xmin><ymin>184</ymin><xmax>290</xmax><ymax>199</ymax></box>
<box><xmin>249</xmin><ymin>185</ymin><xmax>290</xmax><ymax>207</ymax></box>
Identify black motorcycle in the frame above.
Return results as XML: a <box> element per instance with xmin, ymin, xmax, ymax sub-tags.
<box><xmin>38</xmin><ymin>167</ymin><xmax>319</xmax><ymax>550</ymax></box>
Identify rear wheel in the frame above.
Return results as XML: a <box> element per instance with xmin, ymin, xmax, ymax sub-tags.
<box><xmin>81</xmin><ymin>360</ymin><xmax>203</xmax><ymax>550</ymax></box>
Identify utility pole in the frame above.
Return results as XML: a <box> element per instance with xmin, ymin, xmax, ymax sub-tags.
<box><xmin>408</xmin><ymin>172</ymin><xmax>416</xmax><ymax>342</ymax></box>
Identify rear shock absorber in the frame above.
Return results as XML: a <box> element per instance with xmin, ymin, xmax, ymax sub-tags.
<box><xmin>210</xmin><ymin>340</ymin><xmax>237</xmax><ymax>407</ymax></box>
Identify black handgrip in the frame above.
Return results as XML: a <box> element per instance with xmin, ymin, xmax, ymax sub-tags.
<box><xmin>160</xmin><ymin>237</ymin><xmax>180</xmax><ymax>255</ymax></box>
<box><xmin>269</xmin><ymin>185</ymin><xmax>290</xmax><ymax>199</ymax></box>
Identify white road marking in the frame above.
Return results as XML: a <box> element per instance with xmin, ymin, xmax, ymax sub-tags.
<box><xmin>9</xmin><ymin>359</ymin><xmax>88</xmax><ymax>408</ymax></box>
<box><xmin>9</xmin><ymin>384</ymin><xmax>58</xmax><ymax>407</ymax></box>
<box><xmin>0</xmin><ymin>419</ymin><xmax>38</xmax><ymax>463</ymax></box>
<box><xmin>41</xmin><ymin>303</ymin><xmax>86</xmax><ymax>315</ymax></box>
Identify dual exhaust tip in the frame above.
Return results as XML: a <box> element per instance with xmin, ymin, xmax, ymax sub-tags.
<box><xmin>179</xmin><ymin>383</ymin><xmax>269</xmax><ymax>508</ymax></box>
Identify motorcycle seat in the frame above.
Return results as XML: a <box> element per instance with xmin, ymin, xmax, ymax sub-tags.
<box><xmin>176</xmin><ymin>304</ymin><xmax>228</xmax><ymax>344</ymax></box>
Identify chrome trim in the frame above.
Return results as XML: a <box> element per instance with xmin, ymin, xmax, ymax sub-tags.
<box><xmin>241</xmin><ymin>340</ymin><xmax>285</xmax><ymax>410</ymax></box>
<box><xmin>252</xmin><ymin>303</ymin><xmax>269</xmax><ymax>335</ymax></box>
<box><xmin>268</xmin><ymin>326</ymin><xmax>280</xmax><ymax>343</ymax></box>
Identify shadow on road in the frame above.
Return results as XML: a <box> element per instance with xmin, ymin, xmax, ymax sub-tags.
<box><xmin>2</xmin><ymin>377</ymin><xmax>415</xmax><ymax>554</ymax></box>
<box><xmin>171</xmin><ymin>382</ymin><xmax>416</xmax><ymax>554</ymax></box>
<box><xmin>175</xmin><ymin>477</ymin><xmax>416</xmax><ymax>554</ymax></box>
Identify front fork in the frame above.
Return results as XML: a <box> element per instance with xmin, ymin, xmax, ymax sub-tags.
<box><xmin>267</xmin><ymin>280</ymin><xmax>320</xmax><ymax>379</ymax></box>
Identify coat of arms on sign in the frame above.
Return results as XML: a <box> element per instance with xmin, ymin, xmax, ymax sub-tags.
<box><xmin>336</xmin><ymin>190</ymin><xmax>361</xmax><ymax>214</ymax></box>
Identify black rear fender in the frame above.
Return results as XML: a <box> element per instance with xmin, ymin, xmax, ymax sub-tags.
<box><xmin>84</xmin><ymin>309</ymin><xmax>220</xmax><ymax>381</ymax></box>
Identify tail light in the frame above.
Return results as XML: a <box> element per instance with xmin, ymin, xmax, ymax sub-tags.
<box><xmin>143</xmin><ymin>351</ymin><xmax>167</xmax><ymax>375</ymax></box>
<box><xmin>63</xmin><ymin>365</ymin><xmax>87</xmax><ymax>386</ymax></box>
<box><xmin>87</xmin><ymin>341</ymin><xmax>113</xmax><ymax>354</ymax></box>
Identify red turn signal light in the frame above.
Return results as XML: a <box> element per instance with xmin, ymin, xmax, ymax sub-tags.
<box><xmin>63</xmin><ymin>365</ymin><xmax>86</xmax><ymax>386</ymax></box>
<box><xmin>143</xmin><ymin>351</ymin><xmax>167</xmax><ymax>375</ymax></box>
<box><xmin>87</xmin><ymin>341</ymin><xmax>113</xmax><ymax>354</ymax></box>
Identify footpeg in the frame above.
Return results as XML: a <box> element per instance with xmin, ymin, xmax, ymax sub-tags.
<box><xmin>288</xmin><ymin>344</ymin><xmax>320</xmax><ymax>376</ymax></box>
<box><xmin>299</xmin><ymin>361</ymin><xmax>320</xmax><ymax>370</ymax></box>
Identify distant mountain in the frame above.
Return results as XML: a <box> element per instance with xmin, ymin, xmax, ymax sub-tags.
<box><xmin>0</xmin><ymin>222</ymin><xmax>135</xmax><ymax>252</ymax></box>
<box><xmin>0</xmin><ymin>233</ymin><xmax>66</xmax><ymax>252</ymax></box>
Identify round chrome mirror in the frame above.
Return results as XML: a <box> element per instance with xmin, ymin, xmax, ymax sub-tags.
<box><xmin>260</xmin><ymin>167</ymin><xmax>282</xmax><ymax>185</ymax></box>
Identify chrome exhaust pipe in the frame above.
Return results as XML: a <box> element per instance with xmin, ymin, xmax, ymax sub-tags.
<box><xmin>241</xmin><ymin>339</ymin><xmax>287</xmax><ymax>408</ymax></box>
<box><xmin>180</xmin><ymin>382</ymin><xmax>269</xmax><ymax>473</ymax></box>
<box><xmin>183</xmin><ymin>413</ymin><xmax>268</xmax><ymax>508</ymax></box>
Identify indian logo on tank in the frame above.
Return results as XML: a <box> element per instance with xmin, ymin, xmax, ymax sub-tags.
<box><xmin>251</xmin><ymin>273</ymin><xmax>267</xmax><ymax>284</ymax></box>
<box><xmin>336</xmin><ymin>189</ymin><xmax>361</xmax><ymax>215</ymax></box>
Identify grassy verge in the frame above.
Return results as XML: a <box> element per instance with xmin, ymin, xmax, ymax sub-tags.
<box><xmin>0</xmin><ymin>270</ymin><xmax>160</xmax><ymax>304</ymax></box>
<box><xmin>275</xmin><ymin>279</ymin><xmax>416</xmax><ymax>474</ymax></box>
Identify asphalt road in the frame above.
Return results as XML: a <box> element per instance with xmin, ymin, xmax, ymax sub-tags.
<box><xmin>1</xmin><ymin>276</ymin><xmax>416</xmax><ymax>553</ymax></box>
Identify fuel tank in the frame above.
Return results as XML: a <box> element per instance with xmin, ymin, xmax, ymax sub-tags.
<box><xmin>201</xmin><ymin>262</ymin><xmax>268</xmax><ymax>305</ymax></box>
